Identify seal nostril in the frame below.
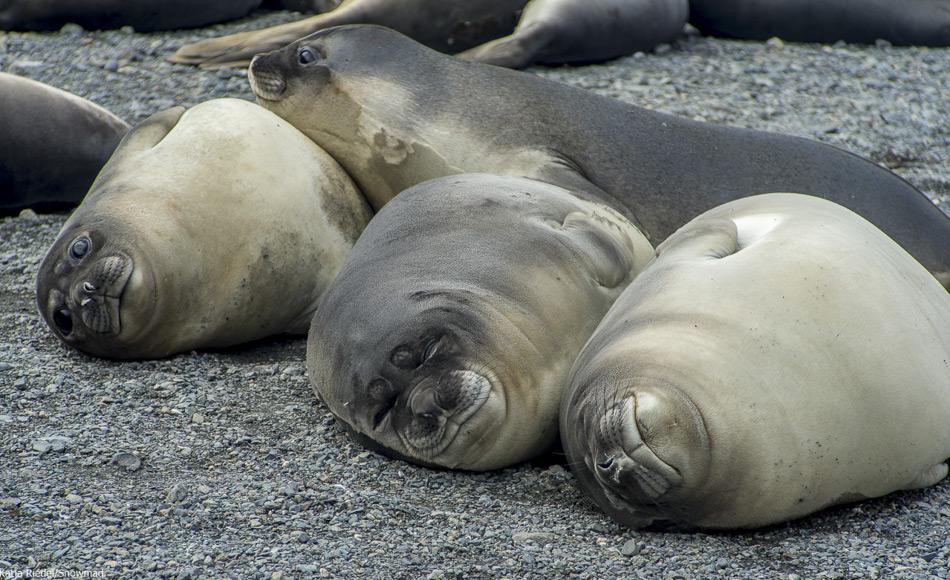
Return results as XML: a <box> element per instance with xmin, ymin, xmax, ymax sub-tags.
<box><xmin>52</xmin><ymin>307</ymin><xmax>73</xmax><ymax>335</ymax></box>
<box><xmin>82</xmin><ymin>281</ymin><xmax>97</xmax><ymax>293</ymax></box>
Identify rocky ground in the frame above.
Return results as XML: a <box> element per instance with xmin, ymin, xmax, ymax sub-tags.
<box><xmin>1</xmin><ymin>8</ymin><xmax>949</xmax><ymax>579</ymax></box>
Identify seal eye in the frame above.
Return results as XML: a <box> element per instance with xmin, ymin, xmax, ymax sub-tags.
<box><xmin>53</xmin><ymin>307</ymin><xmax>73</xmax><ymax>335</ymax></box>
<box><xmin>69</xmin><ymin>237</ymin><xmax>91</xmax><ymax>260</ymax></box>
<box><xmin>298</xmin><ymin>47</ymin><xmax>319</xmax><ymax>65</ymax></box>
<box><xmin>422</xmin><ymin>338</ymin><xmax>442</xmax><ymax>363</ymax></box>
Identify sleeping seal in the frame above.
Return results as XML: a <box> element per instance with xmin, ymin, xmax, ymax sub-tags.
<box><xmin>689</xmin><ymin>0</ymin><xmax>950</xmax><ymax>46</ymax></box>
<box><xmin>0</xmin><ymin>0</ymin><xmax>262</xmax><ymax>31</ymax></box>
<box><xmin>1</xmin><ymin>73</ymin><xmax>129</xmax><ymax>215</ymax></box>
<box><xmin>170</xmin><ymin>0</ymin><xmax>686</xmax><ymax>70</ymax></box>
<box><xmin>35</xmin><ymin>98</ymin><xmax>371</xmax><ymax>359</ymax></box>
<box><xmin>561</xmin><ymin>193</ymin><xmax>950</xmax><ymax>530</ymax></box>
<box><xmin>307</xmin><ymin>174</ymin><xmax>654</xmax><ymax>470</ymax></box>
<box><xmin>246</xmin><ymin>25</ymin><xmax>950</xmax><ymax>287</ymax></box>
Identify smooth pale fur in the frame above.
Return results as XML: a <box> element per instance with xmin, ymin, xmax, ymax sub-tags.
<box><xmin>307</xmin><ymin>174</ymin><xmax>654</xmax><ymax>470</ymax></box>
<box><xmin>36</xmin><ymin>98</ymin><xmax>370</xmax><ymax>359</ymax></box>
<box><xmin>689</xmin><ymin>0</ymin><xmax>950</xmax><ymax>46</ymax></box>
<box><xmin>246</xmin><ymin>26</ymin><xmax>950</xmax><ymax>288</ymax></box>
<box><xmin>0</xmin><ymin>0</ymin><xmax>261</xmax><ymax>31</ymax></box>
<box><xmin>169</xmin><ymin>0</ymin><xmax>528</xmax><ymax>69</ymax></box>
<box><xmin>457</xmin><ymin>0</ymin><xmax>688</xmax><ymax>69</ymax></box>
<box><xmin>0</xmin><ymin>73</ymin><xmax>129</xmax><ymax>214</ymax></box>
<box><xmin>561</xmin><ymin>193</ymin><xmax>950</xmax><ymax>530</ymax></box>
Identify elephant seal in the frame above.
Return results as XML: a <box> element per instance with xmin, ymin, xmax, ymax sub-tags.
<box><xmin>247</xmin><ymin>25</ymin><xmax>950</xmax><ymax>287</ymax></box>
<box><xmin>0</xmin><ymin>0</ymin><xmax>262</xmax><ymax>31</ymax></box>
<box><xmin>169</xmin><ymin>0</ymin><xmax>528</xmax><ymax>69</ymax></box>
<box><xmin>689</xmin><ymin>0</ymin><xmax>950</xmax><ymax>46</ymax></box>
<box><xmin>561</xmin><ymin>193</ymin><xmax>950</xmax><ymax>530</ymax></box>
<box><xmin>170</xmin><ymin>0</ymin><xmax>683</xmax><ymax>70</ymax></box>
<box><xmin>307</xmin><ymin>174</ymin><xmax>654</xmax><ymax>470</ymax></box>
<box><xmin>457</xmin><ymin>0</ymin><xmax>688</xmax><ymax>69</ymax></box>
<box><xmin>1</xmin><ymin>73</ymin><xmax>129</xmax><ymax>215</ymax></box>
<box><xmin>35</xmin><ymin>98</ymin><xmax>371</xmax><ymax>359</ymax></box>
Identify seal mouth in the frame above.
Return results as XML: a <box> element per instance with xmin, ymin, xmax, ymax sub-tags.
<box><xmin>592</xmin><ymin>396</ymin><xmax>684</xmax><ymax>505</ymax></box>
<box><xmin>398</xmin><ymin>369</ymin><xmax>493</xmax><ymax>458</ymax></box>
<box><xmin>248</xmin><ymin>56</ymin><xmax>287</xmax><ymax>102</ymax></box>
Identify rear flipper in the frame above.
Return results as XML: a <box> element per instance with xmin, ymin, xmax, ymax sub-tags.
<box><xmin>457</xmin><ymin>23</ymin><xmax>552</xmax><ymax>69</ymax></box>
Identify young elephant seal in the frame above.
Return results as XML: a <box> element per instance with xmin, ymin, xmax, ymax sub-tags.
<box><xmin>1</xmin><ymin>73</ymin><xmax>129</xmax><ymax>215</ymax></box>
<box><xmin>0</xmin><ymin>0</ymin><xmax>262</xmax><ymax>31</ymax></box>
<box><xmin>561</xmin><ymin>193</ymin><xmax>950</xmax><ymax>530</ymax></box>
<box><xmin>307</xmin><ymin>174</ymin><xmax>654</xmax><ymax>470</ymax></box>
<box><xmin>689</xmin><ymin>0</ymin><xmax>950</xmax><ymax>46</ymax></box>
<box><xmin>36</xmin><ymin>98</ymin><xmax>371</xmax><ymax>359</ymax></box>
<box><xmin>247</xmin><ymin>25</ymin><xmax>950</xmax><ymax>288</ymax></box>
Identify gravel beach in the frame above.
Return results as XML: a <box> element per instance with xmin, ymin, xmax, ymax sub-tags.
<box><xmin>2</xmin><ymin>8</ymin><xmax>949</xmax><ymax>578</ymax></box>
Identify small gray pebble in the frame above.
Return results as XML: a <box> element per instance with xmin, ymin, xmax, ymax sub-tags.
<box><xmin>113</xmin><ymin>452</ymin><xmax>142</xmax><ymax>472</ymax></box>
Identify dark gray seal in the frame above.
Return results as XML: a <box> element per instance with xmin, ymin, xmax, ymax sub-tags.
<box><xmin>169</xmin><ymin>0</ymin><xmax>529</xmax><ymax>69</ymax></box>
<box><xmin>457</xmin><ymin>0</ymin><xmax>688</xmax><ymax>69</ymax></box>
<box><xmin>307</xmin><ymin>174</ymin><xmax>654</xmax><ymax>470</ymax></box>
<box><xmin>247</xmin><ymin>25</ymin><xmax>950</xmax><ymax>287</ymax></box>
<box><xmin>561</xmin><ymin>193</ymin><xmax>950</xmax><ymax>530</ymax></box>
<box><xmin>0</xmin><ymin>0</ymin><xmax>262</xmax><ymax>31</ymax></box>
<box><xmin>689</xmin><ymin>0</ymin><xmax>950</xmax><ymax>46</ymax></box>
<box><xmin>170</xmin><ymin>0</ymin><xmax>686</xmax><ymax>70</ymax></box>
<box><xmin>0</xmin><ymin>73</ymin><xmax>129</xmax><ymax>215</ymax></box>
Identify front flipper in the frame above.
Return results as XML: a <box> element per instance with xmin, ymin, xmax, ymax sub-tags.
<box><xmin>903</xmin><ymin>462</ymin><xmax>949</xmax><ymax>490</ymax></box>
<box><xmin>655</xmin><ymin>217</ymin><xmax>739</xmax><ymax>262</ymax></box>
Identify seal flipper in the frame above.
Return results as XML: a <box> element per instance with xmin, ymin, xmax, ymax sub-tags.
<box><xmin>546</xmin><ymin>210</ymin><xmax>654</xmax><ymax>289</ymax></box>
<box><xmin>457</xmin><ymin>23</ymin><xmax>552</xmax><ymax>69</ymax></box>
<box><xmin>655</xmin><ymin>217</ymin><xmax>739</xmax><ymax>261</ymax></box>
<box><xmin>84</xmin><ymin>107</ymin><xmax>186</xmax><ymax>194</ymax></box>
<box><xmin>902</xmin><ymin>462</ymin><xmax>949</xmax><ymax>490</ymax></box>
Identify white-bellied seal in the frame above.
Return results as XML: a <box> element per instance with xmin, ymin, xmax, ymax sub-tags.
<box><xmin>246</xmin><ymin>25</ymin><xmax>950</xmax><ymax>287</ymax></box>
<box><xmin>169</xmin><ymin>0</ymin><xmax>686</xmax><ymax>70</ymax></box>
<box><xmin>561</xmin><ymin>193</ymin><xmax>950</xmax><ymax>530</ymax></box>
<box><xmin>0</xmin><ymin>0</ymin><xmax>262</xmax><ymax>31</ymax></box>
<box><xmin>35</xmin><ymin>98</ymin><xmax>371</xmax><ymax>359</ymax></box>
<box><xmin>307</xmin><ymin>174</ymin><xmax>654</xmax><ymax>470</ymax></box>
<box><xmin>688</xmin><ymin>0</ymin><xmax>950</xmax><ymax>46</ymax></box>
<box><xmin>1</xmin><ymin>73</ymin><xmax>129</xmax><ymax>215</ymax></box>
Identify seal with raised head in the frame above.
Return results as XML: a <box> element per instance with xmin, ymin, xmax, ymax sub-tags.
<box><xmin>247</xmin><ymin>25</ymin><xmax>950</xmax><ymax>287</ymax></box>
<box><xmin>36</xmin><ymin>98</ymin><xmax>371</xmax><ymax>359</ymax></box>
<box><xmin>307</xmin><ymin>174</ymin><xmax>654</xmax><ymax>470</ymax></box>
<box><xmin>561</xmin><ymin>193</ymin><xmax>950</xmax><ymax>530</ymax></box>
<box><xmin>0</xmin><ymin>0</ymin><xmax>262</xmax><ymax>31</ymax></box>
<box><xmin>1</xmin><ymin>73</ymin><xmax>129</xmax><ymax>215</ymax></box>
<box><xmin>688</xmin><ymin>0</ymin><xmax>950</xmax><ymax>46</ymax></box>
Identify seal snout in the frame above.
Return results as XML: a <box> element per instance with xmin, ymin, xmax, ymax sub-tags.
<box><xmin>401</xmin><ymin>370</ymin><xmax>492</xmax><ymax>453</ymax></box>
<box><xmin>248</xmin><ymin>55</ymin><xmax>287</xmax><ymax>102</ymax></box>
<box><xmin>38</xmin><ymin>234</ymin><xmax>135</xmax><ymax>348</ymax></box>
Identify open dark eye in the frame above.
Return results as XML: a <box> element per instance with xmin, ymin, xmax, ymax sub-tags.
<box><xmin>298</xmin><ymin>47</ymin><xmax>319</xmax><ymax>65</ymax></box>
<box><xmin>69</xmin><ymin>237</ymin><xmax>90</xmax><ymax>260</ymax></box>
<box><xmin>53</xmin><ymin>307</ymin><xmax>73</xmax><ymax>335</ymax></box>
